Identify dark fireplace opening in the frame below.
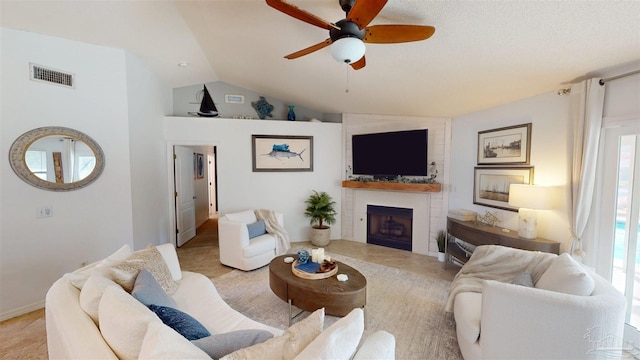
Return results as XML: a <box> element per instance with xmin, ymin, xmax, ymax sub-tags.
<box><xmin>367</xmin><ymin>205</ymin><xmax>413</xmax><ymax>251</ymax></box>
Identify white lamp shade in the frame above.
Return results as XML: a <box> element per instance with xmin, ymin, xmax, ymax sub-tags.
<box><xmin>508</xmin><ymin>184</ymin><xmax>554</xmax><ymax>210</ymax></box>
<box><xmin>330</xmin><ymin>37</ymin><xmax>365</xmax><ymax>64</ymax></box>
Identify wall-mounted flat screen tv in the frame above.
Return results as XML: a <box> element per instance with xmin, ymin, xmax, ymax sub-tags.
<box><xmin>352</xmin><ymin>129</ymin><xmax>428</xmax><ymax>179</ymax></box>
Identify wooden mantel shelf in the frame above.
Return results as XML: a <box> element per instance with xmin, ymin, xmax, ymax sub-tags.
<box><xmin>341</xmin><ymin>180</ymin><xmax>441</xmax><ymax>192</ymax></box>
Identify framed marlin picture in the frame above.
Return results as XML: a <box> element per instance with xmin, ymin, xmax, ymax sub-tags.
<box><xmin>252</xmin><ymin>135</ymin><xmax>314</xmax><ymax>172</ymax></box>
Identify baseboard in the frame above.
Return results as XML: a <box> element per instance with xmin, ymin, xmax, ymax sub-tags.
<box><xmin>0</xmin><ymin>300</ymin><xmax>45</xmax><ymax>322</ymax></box>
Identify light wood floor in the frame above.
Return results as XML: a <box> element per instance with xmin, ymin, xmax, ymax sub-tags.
<box><xmin>0</xmin><ymin>220</ymin><xmax>458</xmax><ymax>359</ymax></box>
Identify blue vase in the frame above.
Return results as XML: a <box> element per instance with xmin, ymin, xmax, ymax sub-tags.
<box><xmin>297</xmin><ymin>250</ymin><xmax>310</xmax><ymax>264</ymax></box>
<box><xmin>287</xmin><ymin>105</ymin><xmax>296</xmax><ymax>121</ymax></box>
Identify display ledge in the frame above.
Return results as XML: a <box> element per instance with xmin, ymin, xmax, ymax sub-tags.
<box><xmin>341</xmin><ymin>180</ymin><xmax>441</xmax><ymax>192</ymax></box>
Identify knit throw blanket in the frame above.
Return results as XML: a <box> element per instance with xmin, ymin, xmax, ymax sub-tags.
<box><xmin>254</xmin><ymin>209</ymin><xmax>291</xmax><ymax>255</ymax></box>
<box><xmin>444</xmin><ymin>245</ymin><xmax>556</xmax><ymax>313</ymax></box>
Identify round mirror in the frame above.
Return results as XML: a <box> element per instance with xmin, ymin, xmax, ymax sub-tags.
<box><xmin>9</xmin><ymin>127</ymin><xmax>105</xmax><ymax>191</ymax></box>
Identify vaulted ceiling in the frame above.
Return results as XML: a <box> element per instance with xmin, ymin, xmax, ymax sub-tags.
<box><xmin>2</xmin><ymin>0</ymin><xmax>639</xmax><ymax>117</ymax></box>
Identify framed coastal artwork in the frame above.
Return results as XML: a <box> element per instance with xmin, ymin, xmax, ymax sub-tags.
<box><xmin>252</xmin><ymin>135</ymin><xmax>313</xmax><ymax>172</ymax></box>
<box><xmin>477</xmin><ymin>123</ymin><xmax>531</xmax><ymax>165</ymax></box>
<box><xmin>473</xmin><ymin>166</ymin><xmax>534</xmax><ymax>211</ymax></box>
<box><xmin>195</xmin><ymin>153</ymin><xmax>204</xmax><ymax>179</ymax></box>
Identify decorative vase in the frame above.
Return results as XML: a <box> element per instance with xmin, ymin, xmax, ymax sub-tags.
<box><xmin>438</xmin><ymin>252</ymin><xmax>446</xmax><ymax>262</ymax></box>
<box><xmin>287</xmin><ymin>105</ymin><xmax>296</xmax><ymax>121</ymax></box>
<box><xmin>297</xmin><ymin>249</ymin><xmax>310</xmax><ymax>264</ymax></box>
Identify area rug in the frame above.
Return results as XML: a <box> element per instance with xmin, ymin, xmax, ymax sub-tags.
<box><xmin>211</xmin><ymin>254</ymin><xmax>463</xmax><ymax>360</ymax></box>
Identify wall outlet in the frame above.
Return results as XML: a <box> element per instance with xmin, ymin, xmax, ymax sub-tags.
<box><xmin>37</xmin><ymin>206</ymin><xmax>53</xmax><ymax>218</ymax></box>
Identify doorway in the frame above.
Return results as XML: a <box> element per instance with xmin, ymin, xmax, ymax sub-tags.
<box><xmin>171</xmin><ymin>144</ymin><xmax>218</xmax><ymax>247</ymax></box>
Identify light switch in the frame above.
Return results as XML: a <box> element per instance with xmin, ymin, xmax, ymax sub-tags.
<box><xmin>37</xmin><ymin>206</ymin><xmax>53</xmax><ymax>218</ymax></box>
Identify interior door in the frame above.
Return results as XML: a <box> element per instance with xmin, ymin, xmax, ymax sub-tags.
<box><xmin>174</xmin><ymin>146</ymin><xmax>196</xmax><ymax>247</ymax></box>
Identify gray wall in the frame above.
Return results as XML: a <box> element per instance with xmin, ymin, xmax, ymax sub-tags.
<box><xmin>173</xmin><ymin>81</ymin><xmax>339</xmax><ymax>122</ymax></box>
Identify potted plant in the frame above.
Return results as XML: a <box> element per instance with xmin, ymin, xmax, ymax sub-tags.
<box><xmin>436</xmin><ymin>230</ymin><xmax>448</xmax><ymax>262</ymax></box>
<box><xmin>304</xmin><ymin>190</ymin><xmax>337</xmax><ymax>247</ymax></box>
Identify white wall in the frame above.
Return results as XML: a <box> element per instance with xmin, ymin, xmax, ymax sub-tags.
<box><xmin>450</xmin><ymin>91</ymin><xmax>572</xmax><ymax>251</ymax></box>
<box><xmin>0</xmin><ymin>28</ymin><xmax>135</xmax><ymax>319</ymax></box>
<box><xmin>125</xmin><ymin>53</ymin><xmax>174</xmax><ymax>249</ymax></box>
<box><xmin>164</xmin><ymin>117</ymin><xmax>343</xmax><ymax>243</ymax></box>
<box><xmin>0</xmin><ymin>28</ymin><xmax>171</xmax><ymax>320</ymax></box>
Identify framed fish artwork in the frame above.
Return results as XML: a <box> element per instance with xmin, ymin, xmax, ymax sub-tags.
<box><xmin>252</xmin><ymin>135</ymin><xmax>314</xmax><ymax>172</ymax></box>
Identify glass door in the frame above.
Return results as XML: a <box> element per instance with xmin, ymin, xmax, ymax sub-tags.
<box><xmin>601</xmin><ymin>125</ymin><xmax>640</xmax><ymax>331</ymax></box>
<box><xmin>612</xmin><ymin>134</ymin><xmax>640</xmax><ymax>326</ymax></box>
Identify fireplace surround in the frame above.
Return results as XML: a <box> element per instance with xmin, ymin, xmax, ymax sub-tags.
<box><xmin>367</xmin><ymin>205</ymin><xmax>413</xmax><ymax>251</ymax></box>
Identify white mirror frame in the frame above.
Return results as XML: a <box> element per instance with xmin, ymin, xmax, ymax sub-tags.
<box><xmin>9</xmin><ymin>126</ymin><xmax>105</xmax><ymax>191</ymax></box>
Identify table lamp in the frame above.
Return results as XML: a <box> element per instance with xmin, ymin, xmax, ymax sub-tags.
<box><xmin>508</xmin><ymin>184</ymin><xmax>553</xmax><ymax>239</ymax></box>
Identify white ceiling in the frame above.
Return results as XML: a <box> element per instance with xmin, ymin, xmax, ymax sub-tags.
<box><xmin>2</xmin><ymin>0</ymin><xmax>639</xmax><ymax>118</ymax></box>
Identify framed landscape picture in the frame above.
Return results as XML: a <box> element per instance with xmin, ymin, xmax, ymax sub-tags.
<box><xmin>252</xmin><ymin>135</ymin><xmax>313</xmax><ymax>172</ymax></box>
<box><xmin>477</xmin><ymin>123</ymin><xmax>531</xmax><ymax>165</ymax></box>
<box><xmin>473</xmin><ymin>166</ymin><xmax>534</xmax><ymax>211</ymax></box>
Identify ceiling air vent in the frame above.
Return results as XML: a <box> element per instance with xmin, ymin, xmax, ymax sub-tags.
<box><xmin>30</xmin><ymin>63</ymin><xmax>75</xmax><ymax>88</ymax></box>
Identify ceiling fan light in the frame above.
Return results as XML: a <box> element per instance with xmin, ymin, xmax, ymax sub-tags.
<box><xmin>330</xmin><ymin>37</ymin><xmax>365</xmax><ymax>64</ymax></box>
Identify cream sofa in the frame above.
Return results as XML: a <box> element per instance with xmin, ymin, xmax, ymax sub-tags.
<box><xmin>447</xmin><ymin>245</ymin><xmax>626</xmax><ymax>360</ymax></box>
<box><xmin>46</xmin><ymin>243</ymin><xmax>395</xmax><ymax>359</ymax></box>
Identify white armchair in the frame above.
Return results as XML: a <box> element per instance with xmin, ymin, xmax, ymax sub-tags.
<box><xmin>477</xmin><ymin>273</ymin><xmax>626</xmax><ymax>359</ymax></box>
<box><xmin>218</xmin><ymin>210</ymin><xmax>284</xmax><ymax>271</ymax></box>
<box><xmin>452</xmin><ymin>251</ymin><xmax>626</xmax><ymax>360</ymax></box>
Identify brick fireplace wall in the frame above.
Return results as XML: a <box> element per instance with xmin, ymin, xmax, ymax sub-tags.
<box><xmin>341</xmin><ymin>113</ymin><xmax>452</xmax><ymax>256</ymax></box>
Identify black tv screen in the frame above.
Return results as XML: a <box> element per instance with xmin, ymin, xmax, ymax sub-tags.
<box><xmin>352</xmin><ymin>129</ymin><xmax>428</xmax><ymax>178</ymax></box>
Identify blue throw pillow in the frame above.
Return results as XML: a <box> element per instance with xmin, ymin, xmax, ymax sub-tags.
<box><xmin>132</xmin><ymin>269</ymin><xmax>177</xmax><ymax>308</ymax></box>
<box><xmin>247</xmin><ymin>219</ymin><xmax>267</xmax><ymax>239</ymax></box>
<box><xmin>191</xmin><ymin>330</ymin><xmax>274</xmax><ymax>359</ymax></box>
<box><xmin>148</xmin><ymin>305</ymin><xmax>211</xmax><ymax>341</ymax></box>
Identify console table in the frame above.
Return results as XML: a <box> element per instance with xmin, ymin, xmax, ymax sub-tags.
<box><xmin>446</xmin><ymin>217</ymin><xmax>560</xmax><ymax>267</ymax></box>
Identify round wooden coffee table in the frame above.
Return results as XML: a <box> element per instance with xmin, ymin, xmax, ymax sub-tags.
<box><xmin>269</xmin><ymin>255</ymin><xmax>367</xmax><ymax>325</ymax></box>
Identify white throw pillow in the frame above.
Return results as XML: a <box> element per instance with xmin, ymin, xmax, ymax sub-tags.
<box><xmin>535</xmin><ymin>253</ymin><xmax>595</xmax><ymax>296</ymax></box>
<box><xmin>64</xmin><ymin>244</ymin><xmax>132</xmax><ymax>289</ymax></box>
<box><xmin>283</xmin><ymin>308</ymin><xmax>325</xmax><ymax>360</ymax></box>
<box><xmin>294</xmin><ymin>308</ymin><xmax>364</xmax><ymax>360</ymax></box>
<box><xmin>79</xmin><ymin>275</ymin><xmax>121</xmax><ymax>324</ymax></box>
<box><xmin>99</xmin><ymin>286</ymin><xmax>162</xmax><ymax>360</ymax></box>
<box><xmin>138</xmin><ymin>322</ymin><xmax>210</xmax><ymax>360</ymax></box>
<box><xmin>155</xmin><ymin>243</ymin><xmax>182</xmax><ymax>281</ymax></box>
<box><xmin>222</xmin><ymin>308</ymin><xmax>325</xmax><ymax>360</ymax></box>
<box><xmin>111</xmin><ymin>246</ymin><xmax>178</xmax><ymax>294</ymax></box>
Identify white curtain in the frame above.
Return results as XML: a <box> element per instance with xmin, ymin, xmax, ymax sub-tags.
<box><xmin>569</xmin><ymin>78</ymin><xmax>605</xmax><ymax>260</ymax></box>
<box><xmin>62</xmin><ymin>138</ymin><xmax>76</xmax><ymax>183</ymax></box>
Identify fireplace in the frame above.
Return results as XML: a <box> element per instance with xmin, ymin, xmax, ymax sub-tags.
<box><xmin>367</xmin><ymin>205</ymin><xmax>413</xmax><ymax>251</ymax></box>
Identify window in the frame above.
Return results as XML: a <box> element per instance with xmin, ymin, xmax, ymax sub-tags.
<box><xmin>25</xmin><ymin>149</ymin><xmax>47</xmax><ymax>180</ymax></box>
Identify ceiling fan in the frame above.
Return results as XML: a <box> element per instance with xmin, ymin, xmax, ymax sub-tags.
<box><xmin>265</xmin><ymin>0</ymin><xmax>435</xmax><ymax>70</ymax></box>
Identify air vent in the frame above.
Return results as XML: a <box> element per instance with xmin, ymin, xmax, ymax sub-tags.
<box><xmin>30</xmin><ymin>63</ymin><xmax>75</xmax><ymax>88</ymax></box>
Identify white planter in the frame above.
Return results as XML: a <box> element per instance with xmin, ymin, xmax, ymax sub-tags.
<box><xmin>438</xmin><ymin>252</ymin><xmax>446</xmax><ymax>262</ymax></box>
<box><xmin>310</xmin><ymin>227</ymin><xmax>331</xmax><ymax>247</ymax></box>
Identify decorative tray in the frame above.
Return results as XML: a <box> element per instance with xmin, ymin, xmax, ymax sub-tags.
<box><xmin>292</xmin><ymin>260</ymin><xmax>338</xmax><ymax>280</ymax></box>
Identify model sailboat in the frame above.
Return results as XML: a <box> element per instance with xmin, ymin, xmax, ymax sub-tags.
<box><xmin>197</xmin><ymin>85</ymin><xmax>219</xmax><ymax>117</ymax></box>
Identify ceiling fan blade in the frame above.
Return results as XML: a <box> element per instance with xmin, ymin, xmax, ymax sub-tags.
<box><xmin>363</xmin><ymin>25</ymin><xmax>436</xmax><ymax>43</ymax></box>
<box><xmin>350</xmin><ymin>56</ymin><xmax>366</xmax><ymax>70</ymax></box>
<box><xmin>284</xmin><ymin>38</ymin><xmax>333</xmax><ymax>59</ymax></box>
<box><xmin>266</xmin><ymin>0</ymin><xmax>339</xmax><ymax>30</ymax></box>
<box><xmin>347</xmin><ymin>0</ymin><xmax>388</xmax><ymax>29</ymax></box>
